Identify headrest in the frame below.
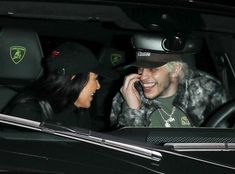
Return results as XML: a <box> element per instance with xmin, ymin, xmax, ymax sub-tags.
<box><xmin>0</xmin><ymin>28</ymin><xmax>44</xmax><ymax>85</ymax></box>
<box><xmin>98</xmin><ymin>47</ymin><xmax>125</xmax><ymax>80</ymax></box>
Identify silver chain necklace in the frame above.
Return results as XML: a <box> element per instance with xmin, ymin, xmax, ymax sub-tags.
<box><xmin>158</xmin><ymin>106</ymin><xmax>176</xmax><ymax>127</ymax></box>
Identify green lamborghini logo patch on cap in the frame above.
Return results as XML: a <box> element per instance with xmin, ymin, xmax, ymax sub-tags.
<box><xmin>111</xmin><ymin>53</ymin><xmax>122</xmax><ymax>66</ymax></box>
<box><xmin>10</xmin><ymin>46</ymin><xmax>26</xmax><ymax>64</ymax></box>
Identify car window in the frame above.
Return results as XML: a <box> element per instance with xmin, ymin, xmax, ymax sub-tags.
<box><xmin>0</xmin><ymin>1</ymin><xmax>235</xmax><ymax>132</ymax></box>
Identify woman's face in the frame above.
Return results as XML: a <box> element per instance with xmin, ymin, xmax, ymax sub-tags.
<box><xmin>74</xmin><ymin>72</ymin><xmax>100</xmax><ymax>108</ymax></box>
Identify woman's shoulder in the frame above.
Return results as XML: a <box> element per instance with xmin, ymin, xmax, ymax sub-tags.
<box><xmin>4</xmin><ymin>94</ymin><xmax>45</xmax><ymax>122</ymax></box>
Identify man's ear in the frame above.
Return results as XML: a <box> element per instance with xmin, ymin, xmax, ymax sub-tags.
<box><xmin>171</xmin><ymin>63</ymin><xmax>182</xmax><ymax>79</ymax></box>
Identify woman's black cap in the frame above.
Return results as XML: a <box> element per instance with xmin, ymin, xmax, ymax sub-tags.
<box><xmin>46</xmin><ymin>42</ymin><xmax>119</xmax><ymax>79</ymax></box>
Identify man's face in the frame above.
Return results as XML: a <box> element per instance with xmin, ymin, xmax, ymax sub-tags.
<box><xmin>138</xmin><ymin>65</ymin><xmax>172</xmax><ymax>99</ymax></box>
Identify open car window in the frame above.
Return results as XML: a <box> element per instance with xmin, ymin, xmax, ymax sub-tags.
<box><xmin>0</xmin><ymin>1</ymin><xmax>234</xmax><ymax>130</ymax></box>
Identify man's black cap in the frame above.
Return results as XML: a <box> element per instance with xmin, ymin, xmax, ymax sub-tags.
<box><xmin>46</xmin><ymin>42</ymin><xmax>118</xmax><ymax>79</ymax></box>
<box><xmin>125</xmin><ymin>51</ymin><xmax>182</xmax><ymax>69</ymax></box>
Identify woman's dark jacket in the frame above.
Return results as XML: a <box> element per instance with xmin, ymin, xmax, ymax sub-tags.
<box><xmin>4</xmin><ymin>96</ymin><xmax>91</xmax><ymax>129</ymax></box>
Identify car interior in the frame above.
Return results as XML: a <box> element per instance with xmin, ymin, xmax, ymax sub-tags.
<box><xmin>0</xmin><ymin>28</ymin><xmax>44</xmax><ymax>112</ymax></box>
<box><xmin>0</xmin><ymin>1</ymin><xmax>234</xmax><ymax>149</ymax></box>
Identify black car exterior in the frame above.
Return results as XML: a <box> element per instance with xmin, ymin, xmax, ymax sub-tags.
<box><xmin>0</xmin><ymin>115</ymin><xmax>234</xmax><ymax>174</ymax></box>
<box><xmin>0</xmin><ymin>0</ymin><xmax>235</xmax><ymax>173</ymax></box>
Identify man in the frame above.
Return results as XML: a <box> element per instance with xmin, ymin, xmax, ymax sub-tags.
<box><xmin>110</xmin><ymin>51</ymin><xmax>227</xmax><ymax>128</ymax></box>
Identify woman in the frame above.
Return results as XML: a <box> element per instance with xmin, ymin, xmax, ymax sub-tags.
<box><xmin>4</xmin><ymin>42</ymin><xmax>111</xmax><ymax>129</ymax></box>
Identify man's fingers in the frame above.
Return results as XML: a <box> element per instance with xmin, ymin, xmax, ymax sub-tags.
<box><xmin>126</xmin><ymin>78</ymin><xmax>139</xmax><ymax>91</ymax></box>
<box><xmin>123</xmin><ymin>74</ymin><xmax>140</xmax><ymax>90</ymax></box>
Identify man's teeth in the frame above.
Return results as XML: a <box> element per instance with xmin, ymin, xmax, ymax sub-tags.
<box><xmin>91</xmin><ymin>93</ymin><xmax>94</xmax><ymax>96</ymax></box>
<box><xmin>143</xmin><ymin>83</ymin><xmax>155</xmax><ymax>88</ymax></box>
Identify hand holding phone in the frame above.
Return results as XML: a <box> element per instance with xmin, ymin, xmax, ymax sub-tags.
<box><xmin>120</xmin><ymin>73</ymin><xmax>141</xmax><ymax>110</ymax></box>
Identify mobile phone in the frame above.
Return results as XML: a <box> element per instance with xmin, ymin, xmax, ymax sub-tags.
<box><xmin>134</xmin><ymin>80</ymin><xmax>141</xmax><ymax>89</ymax></box>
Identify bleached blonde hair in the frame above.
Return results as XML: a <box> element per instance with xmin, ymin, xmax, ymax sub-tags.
<box><xmin>164</xmin><ymin>61</ymin><xmax>190</xmax><ymax>84</ymax></box>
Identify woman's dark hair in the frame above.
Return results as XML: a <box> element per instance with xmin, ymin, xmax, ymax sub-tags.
<box><xmin>7</xmin><ymin>72</ymin><xmax>89</xmax><ymax>113</ymax></box>
<box><xmin>39</xmin><ymin>73</ymin><xmax>89</xmax><ymax>112</ymax></box>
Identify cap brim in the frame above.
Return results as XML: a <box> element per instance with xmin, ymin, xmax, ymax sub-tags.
<box><xmin>124</xmin><ymin>60</ymin><xmax>167</xmax><ymax>69</ymax></box>
<box><xmin>92</xmin><ymin>66</ymin><xmax>120</xmax><ymax>80</ymax></box>
<box><xmin>124</xmin><ymin>52</ymin><xmax>182</xmax><ymax>69</ymax></box>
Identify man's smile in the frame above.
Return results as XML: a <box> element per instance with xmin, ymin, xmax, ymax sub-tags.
<box><xmin>141</xmin><ymin>81</ymin><xmax>157</xmax><ymax>93</ymax></box>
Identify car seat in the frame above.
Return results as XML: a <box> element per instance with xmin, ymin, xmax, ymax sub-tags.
<box><xmin>0</xmin><ymin>28</ymin><xmax>44</xmax><ymax>112</ymax></box>
<box><xmin>90</xmin><ymin>47</ymin><xmax>125</xmax><ymax>131</ymax></box>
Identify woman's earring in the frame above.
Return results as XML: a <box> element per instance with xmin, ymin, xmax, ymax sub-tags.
<box><xmin>71</xmin><ymin>75</ymin><xmax>76</xmax><ymax>80</ymax></box>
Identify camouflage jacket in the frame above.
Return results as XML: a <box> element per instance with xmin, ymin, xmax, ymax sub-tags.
<box><xmin>110</xmin><ymin>70</ymin><xmax>228</xmax><ymax>127</ymax></box>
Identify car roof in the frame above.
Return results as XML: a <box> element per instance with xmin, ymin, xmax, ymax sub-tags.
<box><xmin>0</xmin><ymin>0</ymin><xmax>235</xmax><ymax>43</ymax></box>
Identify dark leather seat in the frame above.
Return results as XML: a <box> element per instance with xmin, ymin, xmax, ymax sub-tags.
<box><xmin>0</xmin><ymin>28</ymin><xmax>44</xmax><ymax>112</ymax></box>
<box><xmin>90</xmin><ymin>47</ymin><xmax>125</xmax><ymax>131</ymax></box>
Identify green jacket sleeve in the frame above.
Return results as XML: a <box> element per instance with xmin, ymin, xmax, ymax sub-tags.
<box><xmin>110</xmin><ymin>92</ymin><xmax>147</xmax><ymax>128</ymax></box>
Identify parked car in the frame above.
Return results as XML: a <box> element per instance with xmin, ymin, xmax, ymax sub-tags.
<box><xmin>0</xmin><ymin>0</ymin><xmax>234</xmax><ymax>173</ymax></box>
